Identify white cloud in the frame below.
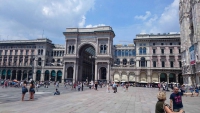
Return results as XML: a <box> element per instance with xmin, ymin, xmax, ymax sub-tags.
<box><xmin>134</xmin><ymin>11</ymin><xmax>151</xmax><ymax>20</ymax></box>
<box><xmin>85</xmin><ymin>24</ymin><xmax>106</xmax><ymax>28</ymax></box>
<box><xmin>136</xmin><ymin>0</ymin><xmax>179</xmax><ymax>34</ymax></box>
<box><xmin>0</xmin><ymin>0</ymin><xmax>95</xmax><ymax>43</ymax></box>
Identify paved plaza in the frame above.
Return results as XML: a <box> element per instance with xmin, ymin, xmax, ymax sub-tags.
<box><xmin>0</xmin><ymin>85</ymin><xmax>200</xmax><ymax>113</ymax></box>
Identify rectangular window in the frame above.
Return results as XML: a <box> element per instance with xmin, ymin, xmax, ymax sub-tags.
<box><xmin>20</xmin><ymin>50</ymin><xmax>23</xmax><ymax>55</ymax></box>
<box><xmin>10</xmin><ymin>50</ymin><xmax>13</xmax><ymax>55</ymax></box>
<box><xmin>132</xmin><ymin>50</ymin><xmax>136</xmax><ymax>56</ymax></box>
<box><xmin>125</xmin><ymin>50</ymin><xmax>129</xmax><ymax>56</ymax></box>
<box><xmin>170</xmin><ymin>43</ymin><xmax>172</xmax><ymax>45</ymax></box>
<box><xmin>162</xmin><ymin>61</ymin><xmax>165</xmax><ymax>67</ymax></box>
<box><xmin>161</xmin><ymin>49</ymin><xmax>164</xmax><ymax>54</ymax></box>
<box><xmin>117</xmin><ymin>50</ymin><xmax>121</xmax><ymax>56</ymax></box>
<box><xmin>15</xmin><ymin>50</ymin><xmax>18</xmax><ymax>55</ymax></box>
<box><xmin>170</xmin><ymin>49</ymin><xmax>173</xmax><ymax>54</ymax></box>
<box><xmin>161</xmin><ymin>43</ymin><xmax>164</xmax><ymax>45</ymax></box>
<box><xmin>26</xmin><ymin>50</ymin><xmax>28</xmax><ymax>55</ymax></box>
<box><xmin>179</xmin><ymin>61</ymin><xmax>182</xmax><ymax>67</ymax></box>
<box><xmin>5</xmin><ymin>50</ymin><xmax>7</xmax><ymax>55</ymax></box>
<box><xmin>153</xmin><ymin>61</ymin><xmax>156</xmax><ymax>67</ymax></box>
<box><xmin>122</xmin><ymin>50</ymin><xmax>125</xmax><ymax>56</ymax></box>
<box><xmin>31</xmin><ymin>50</ymin><xmax>34</xmax><ymax>55</ymax></box>
<box><xmin>128</xmin><ymin>50</ymin><xmax>132</xmax><ymax>56</ymax></box>
<box><xmin>0</xmin><ymin>50</ymin><xmax>2</xmax><ymax>55</ymax></box>
<box><xmin>170</xmin><ymin>61</ymin><xmax>174</xmax><ymax>67</ymax></box>
<box><xmin>153</xmin><ymin>49</ymin><xmax>156</xmax><ymax>54</ymax></box>
<box><xmin>179</xmin><ymin>49</ymin><xmax>181</xmax><ymax>53</ymax></box>
<box><xmin>153</xmin><ymin>43</ymin><xmax>155</xmax><ymax>45</ymax></box>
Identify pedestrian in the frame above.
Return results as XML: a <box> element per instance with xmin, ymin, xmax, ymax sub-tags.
<box><xmin>170</xmin><ymin>87</ymin><xmax>184</xmax><ymax>112</ymax></box>
<box><xmin>189</xmin><ymin>85</ymin><xmax>194</xmax><ymax>97</ymax></box>
<box><xmin>194</xmin><ymin>86</ymin><xmax>199</xmax><ymax>96</ymax></box>
<box><xmin>29</xmin><ymin>80</ymin><xmax>35</xmax><ymax>101</ymax></box>
<box><xmin>112</xmin><ymin>82</ymin><xmax>116</xmax><ymax>93</ymax></box>
<box><xmin>155</xmin><ymin>91</ymin><xmax>184</xmax><ymax>113</ymax></box>
<box><xmin>54</xmin><ymin>89</ymin><xmax>60</xmax><ymax>95</ymax></box>
<box><xmin>81</xmin><ymin>82</ymin><xmax>84</xmax><ymax>91</ymax></box>
<box><xmin>89</xmin><ymin>82</ymin><xmax>91</xmax><ymax>89</ymax></box>
<box><xmin>95</xmin><ymin>81</ymin><xmax>98</xmax><ymax>91</ymax></box>
<box><xmin>125</xmin><ymin>83</ymin><xmax>129</xmax><ymax>92</ymax></box>
<box><xmin>107</xmin><ymin>83</ymin><xmax>110</xmax><ymax>93</ymax></box>
<box><xmin>22</xmin><ymin>81</ymin><xmax>28</xmax><ymax>101</ymax></box>
<box><xmin>78</xmin><ymin>83</ymin><xmax>81</xmax><ymax>91</ymax></box>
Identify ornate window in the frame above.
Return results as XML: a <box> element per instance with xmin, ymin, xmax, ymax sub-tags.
<box><xmin>123</xmin><ymin>58</ymin><xmax>127</xmax><ymax>65</ymax></box>
<box><xmin>139</xmin><ymin>47</ymin><xmax>143</xmax><ymax>55</ymax></box>
<box><xmin>38</xmin><ymin>58</ymin><xmax>42</xmax><ymax>66</ymax></box>
<box><xmin>140</xmin><ymin>57</ymin><xmax>146</xmax><ymax>67</ymax></box>
<box><xmin>130</xmin><ymin>58</ymin><xmax>135</xmax><ymax>65</ymax></box>
<box><xmin>100</xmin><ymin>45</ymin><xmax>107</xmax><ymax>54</ymax></box>
<box><xmin>143</xmin><ymin>47</ymin><xmax>146</xmax><ymax>55</ymax></box>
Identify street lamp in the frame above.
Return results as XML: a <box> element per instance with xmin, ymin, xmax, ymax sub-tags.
<box><xmin>89</xmin><ymin>56</ymin><xmax>96</xmax><ymax>82</ymax></box>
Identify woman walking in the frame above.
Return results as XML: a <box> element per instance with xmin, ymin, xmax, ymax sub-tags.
<box><xmin>29</xmin><ymin>80</ymin><xmax>35</xmax><ymax>101</ymax></box>
<box><xmin>22</xmin><ymin>81</ymin><xmax>28</xmax><ymax>101</ymax></box>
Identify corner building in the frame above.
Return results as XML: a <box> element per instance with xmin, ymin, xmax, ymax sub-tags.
<box><xmin>179</xmin><ymin>0</ymin><xmax>200</xmax><ymax>85</ymax></box>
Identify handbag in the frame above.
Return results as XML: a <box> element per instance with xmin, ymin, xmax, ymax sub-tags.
<box><xmin>22</xmin><ymin>86</ymin><xmax>28</xmax><ymax>93</ymax></box>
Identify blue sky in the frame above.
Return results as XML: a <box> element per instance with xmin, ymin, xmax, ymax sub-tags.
<box><xmin>0</xmin><ymin>0</ymin><xmax>179</xmax><ymax>44</ymax></box>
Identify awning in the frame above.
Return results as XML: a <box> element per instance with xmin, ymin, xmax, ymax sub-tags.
<box><xmin>121</xmin><ymin>81</ymin><xmax>126</xmax><ymax>82</ymax></box>
<box><xmin>114</xmin><ymin>80</ymin><xmax>119</xmax><ymax>82</ymax></box>
<box><xmin>153</xmin><ymin>82</ymin><xmax>160</xmax><ymax>83</ymax></box>
<box><xmin>140</xmin><ymin>81</ymin><xmax>148</xmax><ymax>83</ymax></box>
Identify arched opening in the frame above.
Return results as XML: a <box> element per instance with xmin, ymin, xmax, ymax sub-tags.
<box><xmin>78</xmin><ymin>44</ymin><xmax>95</xmax><ymax>82</ymax></box>
<box><xmin>38</xmin><ymin>58</ymin><xmax>42</xmax><ymax>66</ymax></box>
<box><xmin>129</xmin><ymin>72</ymin><xmax>135</xmax><ymax>82</ymax></box>
<box><xmin>152</xmin><ymin>73</ymin><xmax>159</xmax><ymax>83</ymax></box>
<box><xmin>57</xmin><ymin>70</ymin><xmax>62</xmax><ymax>83</ymax></box>
<box><xmin>17</xmin><ymin>70</ymin><xmax>22</xmax><ymax>81</ymax></box>
<box><xmin>113</xmin><ymin>72</ymin><xmax>120</xmax><ymax>82</ymax></box>
<box><xmin>67</xmin><ymin>67</ymin><xmax>73</xmax><ymax>79</ymax></box>
<box><xmin>23</xmin><ymin>70</ymin><xmax>27</xmax><ymax>80</ymax></box>
<box><xmin>36</xmin><ymin>70</ymin><xmax>41</xmax><ymax>81</ymax></box>
<box><xmin>99</xmin><ymin>67</ymin><xmax>106</xmax><ymax>80</ymax></box>
<box><xmin>121</xmin><ymin>72</ymin><xmax>128</xmax><ymax>82</ymax></box>
<box><xmin>160</xmin><ymin>73</ymin><xmax>167</xmax><ymax>82</ymax></box>
<box><xmin>178</xmin><ymin>73</ymin><xmax>183</xmax><ymax>85</ymax></box>
<box><xmin>140</xmin><ymin>57</ymin><xmax>146</xmax><ymax>67</ymax></box>
<box><xmin>169</xmin><ymin>73</ymin><xmax>176</xmax><ymax>83</ymax></box>
<box><xmin>51</xmin><ymin>70</ymin><xmax>56</xmax><ymax>81</ymax></box>
<box><xmin>7</xmin><ymin>70</ymin><xmax>11</xmax><ymax>79</ymax></box>
<box><xmin>123</xmin><ymin>58</ymin><xmax>127</xmax><ymax>65</ymax></box>
<box><xmin>140</xmin><ymin>73</ymin><xmax>147</xmax><ymax>82</ymax></box>
<box><xmin>45</xmin><ymin>70</ymin><xmax>50</xmax><ymax>81</ymax></box>
<box><xmin>12</xmin><ymin>70</ymin><xmax>16</xmax><ymax>80</ymax></box>
<box><xmin>1</xmin><ymin>69</ymin><xmax>6</xmax><ymax>79</ymax></box>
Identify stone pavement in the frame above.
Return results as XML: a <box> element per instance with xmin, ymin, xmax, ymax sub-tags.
<box><xmin>0</xmin><ymin>86</ymin><xmax>200</xmax><ymax>113</ymax></box>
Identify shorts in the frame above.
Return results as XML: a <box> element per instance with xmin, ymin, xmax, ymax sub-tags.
<box><xmin>173</xmin><ymin>108</ymin><xmax>183</xmax><ymax>112</ymax></box>
<box><xmin>22</xmin><ymin>91</ymin><xmax>26</xmax><ymax>94</ymax></box>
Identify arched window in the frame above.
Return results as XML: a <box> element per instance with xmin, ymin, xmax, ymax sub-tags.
<box><xmin>38</xmin><ymin>49</ymin><xmax>40</xmax><ymax>55</ymax></box>
<box><xmin>115</xmin><ymin>59</ymin><xmax>120</xmax><ymax>65</ymax></box>
<box><xmin>130</xmin><ymin>58</ymin><xmax>134</xmax><ymax>65</ymax></box>
<box><xmin>72</xmin><ymin>46</ymin><xmax>74</xmax><ymax>54</ymax></box>
<box><xmin>68</xmin><ymin>46</ymin><xmax>71</xmax><ymax>54</ymax></box>
<box><xmin>54</xmin><ymin>51</ymin><xmax>56</xmax><ymax>56</ymax></box>
<box><xmin>38</xmin><ymin>58</ymin><xmax>42</xmax><ymax>66</ymax></box>
<box><xmin>41</xmin><ymin>49</ymin><xmax>43</xmax><ymax>55</ymax></box>
<box><xmin>104</xmin><ymin>45</ymin><xmax>107</xmax><ymax>53</ymax></box>
<box><xmin>139</xmin><ymin>47</ymin><xmax>143</xmax><ymax>55</ymax></box>
<box><xmin>143</xmin><ymin>47</ymin><xmax>146</xmax><ymax>55</ymax></box>
<box><xmin>123</xmin><ymin>59</ymin><xmax>127</xmax><ymax>65</ymax></box>
<box><xmin>100</xmin><ymin>45</ymin><xmax>104</xmax><ymax>53</ymax></box>
<box><xmin>57</xmin><ymin>51</ymin><xmax>59</xmax><ymax>56</ymax></box>
<box><xmin>140</xmin><ymin>57</ymin><xmax>146</xmax><ymax>67</ymax></box>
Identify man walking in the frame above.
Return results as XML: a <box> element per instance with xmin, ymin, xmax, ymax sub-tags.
<box><xmin>170</xmin><ymin>87</ymin><xmax>184</xmax><ymax>112</ymax></box>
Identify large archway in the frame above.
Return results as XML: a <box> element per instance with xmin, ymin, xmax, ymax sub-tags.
<box><xmin>51</xmin><ymin>70</ymin><xmax>56</xmax><ymax>81</ymax></box>
<box><xmin>160</xmin><ymin>73</ymin><xmax>167</xmax><ymax>82</ymax></box>
<box><xmin>99</xmin><ymin>67</ymin><xmax>106</xmax><ymax>80</ymax></box>
<box><xmin>7</xmin><ymin>70</ymin><xmax>11</xmax><ymax>79</ymax></box>
<box><xmin>178</xmin><ymin>73</ymin><xmax>183</xmax><ymax>85</ymax></box>
<box><xmin>1</xmin><ymin>69</ymin><xmax>6</xmax><ymax>79</ymax></box>
<box><xmin>17</xmin><ymin>70</ymin><xmax>22</xmax><ymax>81</ymax></box>
<box><xmin>57</xmin><ymin>70</ymin><xmax>62</xmax><ymax>83</ymax></box>
<box><xmin>44</xmin><ymin>70</ymin><xmax>50</xmax><ymax>81</ymax></box>
<box><xmin>23</xmin><ymin>70</ymin><xmax>27</xmax><ymax>80</ymax></box>
<box><xmin>36</xmin><ymin>70</ymin><xmax>41</xmax><ymax>81</ymax></box>
<box><xmin>12</xmin><ymin>70</ymin><xmax>16</xmax><ymax>80</ymax></box>
<box><xmin>113</xmin><ymin>72</ymin><xmax>120</xmax><ymax>82</ymax></box>
<box><xmin>78</xmin><ymin>44</ymin><xmax>95</xmax><ymax>82</ymax></box>
<box><xmin>169</xmin><ymin>73</ymin><xmax>176</xmax><ymax>83</ymax></box>
<box><xmin>67</xmin><ymin>67</ymin><xmax>73</xmax><ymax>79</ymax></box>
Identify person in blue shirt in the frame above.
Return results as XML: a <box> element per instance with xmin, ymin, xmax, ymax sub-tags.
<box><xmin>170</xmin><ymin>87</ymin><xmax>184</xmax><ymax>112</ymax></box>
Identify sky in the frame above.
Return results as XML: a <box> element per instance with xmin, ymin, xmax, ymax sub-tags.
<box><xmin>0</xmin><ymin>0</ymin><xmax>180</xmax><ymax>44</ymax></box>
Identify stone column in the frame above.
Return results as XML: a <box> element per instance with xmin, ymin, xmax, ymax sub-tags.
<box><xmin>95</xmin><ymin>62</ymin><xmax>98</xmax><ymax>81</ymax></box>
<box><xmin>73</xmin><ymin>63</ymin><xmax>76</xmax><ymax>83</ymax></box>
<box><xmin>107</xmin><ymin>63</ymin><xmax>110</xmax><ymax>83</ymax></box>
<box><xmin>55</xmin><ymin>71</ymin><xmax>57</xmax><ymax>82</ymax></box>
<box><xmin>21</xmin><ymin>71</ymin><xmax>23</xmax><ymax>81</ymax></box>
<box><xmin>27</xmin><ymin>71</ymin><xmax>29</xmax><ymax>81</ymax></box>
<box><xmin>5</xmin><ymin>70</ymin><xmax>7</xmax><ymax>80</ymax></box>
<box><xmin>41</xmin><ymin>71</ymin><xmax>44</xmax><ymax>81</ymax></box>
<box><xmin>62</xmin><ymin>63</ymin><xmax>66</xmax><ymax>83</ymax></box>
<box><xmin>22</xmin><ymin>56</ymin><xmax>25</xmax><ymax>66</ymax></box>
<box><xmin>10</xmin><ymin>72</ymin><xmax>12</xmax><ymax>80</ymax></box>
<box><xmin>167</xmin><ymin>73</ymin><xmax>169</xmax><ymax>84</ymax></box>
<box><xmin>188</xmin><ymin>75</ymin><xmax>192</xmax><ymax>85</ymax></box>
<box><xmin>158</xmin><ymin>73</ymin><xmax>160</xmax><ymax>83</ymax></box>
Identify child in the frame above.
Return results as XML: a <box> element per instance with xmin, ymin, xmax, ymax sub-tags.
<box><xmin>54</xmin><ymin>89</ymin><xmax>60</xmax><ymax>95</ymax></box>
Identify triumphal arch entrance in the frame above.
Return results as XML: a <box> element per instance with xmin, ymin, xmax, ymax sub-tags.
<box><xmin>62</xmin><ymin>26</ymin><xmax>115</xmax><ymax>83</ymax></box>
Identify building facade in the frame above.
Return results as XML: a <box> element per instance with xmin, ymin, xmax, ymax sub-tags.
<box><xmin>0</xmin><ymin>26</ymin><xmax>183</xmax><ymax>84</ymax></box>
<box><xmin>179</xmin><ymin>0</ymin><xmax>200</xmax><ymax>85</ymax></box>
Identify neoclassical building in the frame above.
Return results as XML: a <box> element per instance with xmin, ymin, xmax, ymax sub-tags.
<box><xmin>0</xmin><ymin>26</ymin><xmax>183</xmax><ymax>84</ymax></box>
<box><xmin>179</xmin><ymin>0</ymin><xmax>200</xmax><ymax>85</ymax></box>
